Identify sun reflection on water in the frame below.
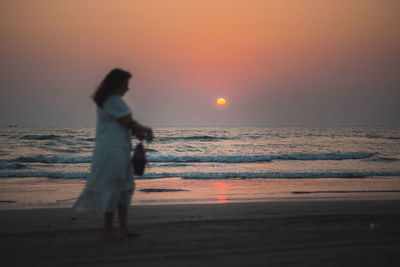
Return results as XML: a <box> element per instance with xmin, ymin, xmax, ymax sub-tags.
<box><xmin>214</xmin><ymin>182</ymin><xmax>228</xmax><ymax>203</ymax></box>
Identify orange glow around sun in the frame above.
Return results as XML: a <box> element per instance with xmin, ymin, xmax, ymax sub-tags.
<box><xmin>216</xmin><ymin>98</ymin><xmax>226</xmax><ymax>107</ymax></box>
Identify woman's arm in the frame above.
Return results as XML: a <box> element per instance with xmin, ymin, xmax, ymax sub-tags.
<box><xmin>118</xmin><ymin>115</ymin><xmax>152</xmax><ymax>141</ymax></box>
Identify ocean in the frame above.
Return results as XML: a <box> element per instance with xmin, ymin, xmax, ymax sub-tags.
<box><xmin>1</xmin><ymin>126</ymin><xmax>400</xmax><ymax>208</ymax></box>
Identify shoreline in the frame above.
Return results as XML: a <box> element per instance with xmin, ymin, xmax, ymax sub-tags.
<box><xmin>2</xmin><ymin>194</ymin><xmax>400</xmax><ymax>211</ymax></box>
<box><xmin>2</xmin><ymin>176</ymin><xmax>400</xmax><ymax>210</ymax></box>
<box><xmin>2</xmin><ymin>193</ymin><xmax>400</xmax><ymax>210</ymax></box>
<box><xmin>1</xmin><ymin>199</ymin><xmax>400</xmax><ymax>266</ymax></box>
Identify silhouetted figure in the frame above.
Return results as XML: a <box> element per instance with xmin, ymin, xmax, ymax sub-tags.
<box><xmin>74</xmin><ymin>68</ymin><xmax>153</xmax><ymax>240</ymax></box>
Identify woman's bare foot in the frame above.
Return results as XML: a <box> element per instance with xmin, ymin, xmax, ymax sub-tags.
<box><xmin>120</xmin><ymin>229</ymin><xmax>140</xmax><ymax>238</ymax></box>
<box><xmin>103</xmin><ymin>232</ymin><xmax>128</xmax><ymax>241</ymax></box>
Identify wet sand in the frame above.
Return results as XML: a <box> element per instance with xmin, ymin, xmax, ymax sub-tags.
<box><xmin>1</xmin><ymin>200</ymin><xmax>400</xmax><ymax>266</ymax></box>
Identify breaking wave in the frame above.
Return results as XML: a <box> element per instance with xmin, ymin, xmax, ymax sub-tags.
<box><xmin>14</xmin><ymin>156</ymin><xmax>91</xmax><ymax>164</ymax></box>
<box><xmin>8</xmin><ymin>152</ymin><xmax>377</xmax><ymax>164</ymax></box>
<box><xmin>157</xmin><ymin>135</ymin><xmax>229</xmax><ymax>142</ymax></box>
<box><xmin>149</xmin><ymin>152</ymin><xmax>377</xmax><ymax>163</ymax></box>
<box><xmin>19</xmin><ymin>134</ymin><xmax>64</xmax><ymax>140</ymax></box>
<box><xmin>365</xmin><ymin>134</ymin><xmax>400</xmax><ymax>140</ymax></box>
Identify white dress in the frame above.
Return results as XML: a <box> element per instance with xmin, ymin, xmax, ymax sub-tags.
<box><xmin>74</xmin><ymin>95</ymin><xmax>134</xmax><ymax>212</ymax></box>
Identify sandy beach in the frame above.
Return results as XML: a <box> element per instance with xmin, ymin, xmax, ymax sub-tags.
<box><xmin>1</xmin><ymin>199</ymin><xmax>399</xmax><ymax>266</ymax></box>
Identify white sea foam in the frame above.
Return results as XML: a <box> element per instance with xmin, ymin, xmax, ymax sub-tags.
<box><xmin>149</xmin><ymin>152</ymin><xmax>377</xmax><ymax>162</ymax></box>
<box><xmin>7</xmin><ymin>152</ymin><xmax>377</xmax><ymax>164</ymax></box>
<box><xmin>0</xmin><ymin>171</ymin><xmax>89</xmax><ymax>179</ymax></box>
<box><xmin>13</xmin><ymin>156</ymin><xmax>91</xmax><ymax>163</ymax></box>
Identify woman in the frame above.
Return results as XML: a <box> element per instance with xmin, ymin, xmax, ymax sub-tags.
<box><xmin>74</xmin><ymin>68</ymin><xmax>152</xmax><ymax>240</ymax></box>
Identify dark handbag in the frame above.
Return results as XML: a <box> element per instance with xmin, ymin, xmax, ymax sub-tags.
<box><xmin>132</xmin><ymin>142</ymin><xmax>147</xmax><ymax>175</ymax></box>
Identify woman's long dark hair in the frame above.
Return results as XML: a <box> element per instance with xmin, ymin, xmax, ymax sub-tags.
<box><xmin>93</xmin><ymin>68</ymin><xmax>132</xmax><ymax>107</ymax></box>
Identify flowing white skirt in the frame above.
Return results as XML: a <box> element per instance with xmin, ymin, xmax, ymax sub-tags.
<box><xmin>74</xmin><ymin>145</ymin><xmax>134</xmax><ymax>212</ymax></box>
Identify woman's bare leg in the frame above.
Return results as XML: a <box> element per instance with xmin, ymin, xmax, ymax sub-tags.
<box><xmin>103</xmin><ymin>211</ymin><xmax>128</xmax><ymax>240</ymax></box>
<box><xmin>117</xmin><ymin>204</ymin><xmax>128</xmax><ymax>233</ymax></box>
<box><xmin>118</xmin><ymin>203</ymin><xmax>139</xmax><ymax>237</ymax></box>
<box><xmin>104</xmin><ymin>212</ymin><xmax>115</xmax><ymax>239</ymax></box>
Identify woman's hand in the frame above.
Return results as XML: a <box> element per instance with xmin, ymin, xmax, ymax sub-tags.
<box><xmin>118</xmin><ymin>115</ymin><xmax>153</xmax><ymax>141</ymax></box>
<box><xmin>134</xmin><ymin>130</ymin><xmax>146</xmax><ymax>140</ymax></box>
<box><xmin>135</xmin><ymin>127</ymin><xmax>153</xmax><ymax>142</ymax></box>
<box><xmin>145</xmin><ymin>128</ymin><xmax>153</xmax><ymax>142</ymax></box>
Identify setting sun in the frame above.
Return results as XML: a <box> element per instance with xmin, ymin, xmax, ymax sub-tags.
<box><xmin>216</xmin><ymin>98</ymin><xmax>226</xmax><ymax>107</ymax></box>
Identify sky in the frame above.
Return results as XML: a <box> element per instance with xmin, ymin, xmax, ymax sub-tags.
<box><xmin>0</xmin><ymin>0</ymin><xmax>399</xmax><ymax>127</ymax></box>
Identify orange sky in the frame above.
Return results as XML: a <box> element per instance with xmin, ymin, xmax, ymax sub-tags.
<box><xmin>0</xmin><ymin>0</ymin><xmax>399</xmax><ymax>126</ymax></box>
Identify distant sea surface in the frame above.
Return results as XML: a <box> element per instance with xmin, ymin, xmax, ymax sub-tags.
<box><xmin>1</xmin><ymin>126</ymin><xmax>400</xmax><ymax>208</ymax></box>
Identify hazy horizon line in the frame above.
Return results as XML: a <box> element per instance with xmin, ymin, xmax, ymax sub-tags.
<box><xmin>1</xmin><ymin>124</ymin><xmax>400</xmax><ymax>129</ymax></box>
